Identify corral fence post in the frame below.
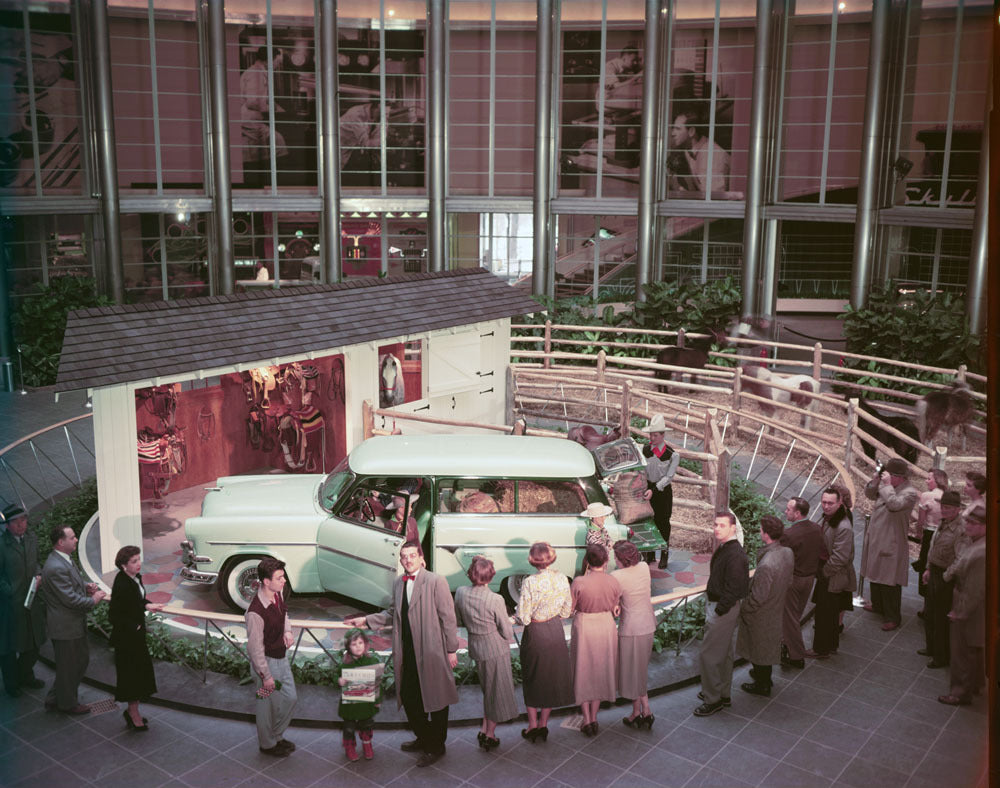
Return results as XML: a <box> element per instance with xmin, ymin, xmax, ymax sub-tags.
<box><xmin>620</xmin><ymin>378</ymin><xmax>633</xmax><ymax>437</ymax></box>
<box><xmin>813</xmin><ymin>342</ymin><xmax>823</xmax><ymax>384</ymax></box>
<box><xmin>505</xmin><ymin>366</ymin><xmax>516</xmax><ymax>425</ymax></box>
<box><xmin>677</xmin><ymin>327</ymin><xmax>686</xmax><ymax>348</ymax></box>
<box><xmin>596</xmin><ymin>349</ymin><xmax>607</xmax><ymax>383</ymax></box>
<box><xmin>845</xmin><ymin>398</ymin><xmax>858</xmax><ymax>475</ymax></box>
<box><xmin>715</xmin><ymin>447</ymin><xmax>731</xmax><ymax>513</ymax></box>
<box><xmin>732</xmin><ymin>366</ymin><xmax>743</xmax><ymax>432</ymax></box>
<box><xmin>362</xmin><ymin>399</ymin><xmax>374</xmax><ymax>440</ymax></box>
<box><xmin>932</xmin><ymin>446</ymin><xmax>948</xmax><ymax>470</ymax></box>
<box><xmin>543</xmin><ymin>320</ymin><xmax>553</xmax><ymax>369</ymax></box>
<box><xmin>704</xmin><ymin>408</ymin><xmax>718</xmax><ymax>503</ymax></box>
<box><xmin>956</xmin><ymin>364</ymin><xmax>967</xmax><ymax>384</ymax></box>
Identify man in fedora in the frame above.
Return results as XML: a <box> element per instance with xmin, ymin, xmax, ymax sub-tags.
<box><xmin>641</xmin><ymin>415</ymin><xmax>680</xmax><ymax>569</ymax></box>
<box><xmin>0</xmin><ymin>505</ymin><xmax>47</xmax><ymax>697</ymax></box>
<box><xmin>860</xmin><ymin>457</ymin><xmax>918</xmax><ymax>630</ymax></box>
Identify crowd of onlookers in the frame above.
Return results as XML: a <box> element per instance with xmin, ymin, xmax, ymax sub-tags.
<box><xmin>0</xmin><ymin>459</ymin><xmax>987</xmax><ymax>772</ymax></box>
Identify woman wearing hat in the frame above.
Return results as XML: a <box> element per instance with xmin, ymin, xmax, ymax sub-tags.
<box><xmin>641</xmin><ymin>415</ymin><xmax>680</xmax><ymax>569</ymax></box>
<box><xmin>580</xmin><ymin>502</ymin><xmax>614</xmax><ymax>569</ymax></box>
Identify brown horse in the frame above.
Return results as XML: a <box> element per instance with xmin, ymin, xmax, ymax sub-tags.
<box><xmin>915</xmin><ymin>382</ymin><xmax>975</xmax><ymax>449</ymax></box>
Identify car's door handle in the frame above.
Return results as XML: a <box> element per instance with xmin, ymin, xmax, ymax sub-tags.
<box><xmin>383</xmin><ymin>537</ymin><xmax>399</xmax><ymax>544</ymax></box>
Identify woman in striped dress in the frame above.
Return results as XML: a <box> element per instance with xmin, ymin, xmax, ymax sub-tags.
<box><xmin>454</xmin><ymin>556</ymin><xmax>518</xmax><ymax>751</ymax></box>
<box><xmin>516</xmin><ymin>542</ymin><xmax>574</xmax><ymax>742</ymax></box>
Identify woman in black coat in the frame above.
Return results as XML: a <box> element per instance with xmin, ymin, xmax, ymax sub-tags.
<box><xmin>110</xmin><ymin>545</ymin><xmax>163</xmax><ymax>731</ymax></box>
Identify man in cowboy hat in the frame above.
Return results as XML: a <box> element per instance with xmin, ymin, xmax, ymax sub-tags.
<box><xmin>860</xmin><ymin>457</ymin><xmax>918</xmax><ymax>631</ymax></box>
<box><xmin>640</xmin><ymin>415</ymin><xmax>680</xmax><ymax>569</ymax></box>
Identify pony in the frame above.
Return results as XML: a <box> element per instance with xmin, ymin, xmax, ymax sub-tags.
<box><xmin>915</xmin><ymin>382</ymin><xmax>975</xmax><ymax>449</ymax></box>
<box><xmin>567</xmin><ymin>425</ymin><xmax>622</xmax><ymax>451</ymax></box>
<box><xmin>378</xmin><ymin>353</ymin><xmax>405</xmax><ymax>408</ymax></box>
<box><xmin>654</xmin><ymin>328</ymin><xmax>726</xmax><ymax>390</ymax></box>
<box><xmin>740</xmin><ymin>365</ymin><xmax>819</xmax><ymax>431</ymax></box>
<box><xmin>854</xmin><ymin>397</ymin><xmax>920</xmax><ymax>464</ymax></box>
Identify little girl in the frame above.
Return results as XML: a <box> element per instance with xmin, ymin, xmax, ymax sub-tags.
<box><xmin>337</xmin><ymin>629</ymin><xmax>382</xmax><ymax>761</ymax></box>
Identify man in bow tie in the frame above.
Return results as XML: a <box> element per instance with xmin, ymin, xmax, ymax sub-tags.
<box><xmin>346</xmin><ymin>542</ymin><xmax>458</xmax><ymax>767</ymax></box>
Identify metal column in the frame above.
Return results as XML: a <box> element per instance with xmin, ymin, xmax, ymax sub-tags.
<box><xmin>634</xmin><ymin>0</ymin><xmax>662</xmax><ymax>302</ymax></box>
<box><xmin>318</xmin><ymin>0</ymin><xmax>342</xmax><ymax>283</ymax></box>
<box><xmin>739</xmin><ymin>0</ymin><xmax>773</xmax><ymax>319</ymax></box>
<box><xmin>532</xmin><ymin>0</ymin><xmax>554</xmax><ymax>298</ymax></box>
<box><xmin>966</xmin><ymin>58</ymin><xmax>991</xmax><ymax>334</ymax></box>
<box><xmin>206</xmin><ymin>0</ymin><xmax>234</xmax><ymax>295</ymax></box>
<box><xmin>427</xmin><ymin>0</ymin><xmax>447</xmax><ymax>272</ymax></box>
<box><xmin>849</xmin><ymin>0</ymin><xmax>890</xmax><ymax>310</ymax></box>
<box><xmin>91</xmin><ymin>0</ymin><xmax>124</xmax><ymax>302</ymax></box>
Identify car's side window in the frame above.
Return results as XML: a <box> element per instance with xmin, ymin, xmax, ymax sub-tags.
<box><xmin>438</xmin><ymin>479</ymin><xmax>511</xmax><ymax>514</ymax></box>
<box><xmin>337</xmin><ymin>478</ymin><xmax>426</xmax><ymax>543</ymax></box>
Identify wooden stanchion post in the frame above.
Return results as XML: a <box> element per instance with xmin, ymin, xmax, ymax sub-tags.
<box><xmin>596</xmin><ymin>349</ymin><xmax>606</xmax><ymax>383</ymax></box>
<box><xmin>932</xmin><ymin>446</ymin><xmax>947</xmax><ymax>470</ymax></box>
<box><xmin>813</xmin><ymin>342</ymin><xmax>823</xmax><ymax>384</ymax></box>
<box><xmin>677</xmin><ymin>327</ymin><xmax>686</xmax><ymax>348</ymax></box>
<box><xmin>732</xmin><ymin>366</ymin><xmax>743</xmax><ymax>431</ymax></box>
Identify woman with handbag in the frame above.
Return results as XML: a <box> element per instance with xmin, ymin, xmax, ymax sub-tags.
<box><xmin>641</xmin><ymin>415</ymin><xmax>680</xmax><ymax>569</ymax></box>
<box><xmin>109</xmin><ymin>546</ymin><xmax>164</xmax><ymax>731</ymax></box>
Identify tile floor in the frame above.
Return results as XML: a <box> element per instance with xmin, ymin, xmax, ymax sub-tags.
<box><xmin>2</xmin><ymin>597</ymin><xmax>990</xmax><ymax>788</ymax></box>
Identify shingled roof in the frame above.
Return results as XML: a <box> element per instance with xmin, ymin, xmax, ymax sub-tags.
<box><xmin>56</xmin><ymin>268</ymin><xmax>541</xmax><ymax>392</ymax></box>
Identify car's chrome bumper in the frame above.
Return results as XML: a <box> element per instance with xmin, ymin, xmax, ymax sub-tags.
<box><xmin>180</xmin><ymin>565</ymin><xmax>218</xmax><ymax>584</ymax></box>
<box><xmin>180</xmin><ymin>539</ymin><xmax>217</xmax><ymax>583</ymax></box>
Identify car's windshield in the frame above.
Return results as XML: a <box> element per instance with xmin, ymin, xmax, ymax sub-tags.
<box><xmin>319</xmin><ymin>460</ymin><xmax>352</xmax><ymax>512</ymax></box>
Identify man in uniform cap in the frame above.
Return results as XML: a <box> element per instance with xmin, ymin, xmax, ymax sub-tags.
<box><xmin>918</xmin><ymin>490</ymin><xmax>965</xmax><ymax>668</ymax></box>
<box><xmin>938</xmin><ymin>504</ymin><xmax>986</xmax><ymax>705</ymax></box>
<box><xmin>860</xmin><ymin>457</ymin><xmax>918</xmax><ymax>630</ymax></box>
<box><xmin>1</xmin><ymin>504</ymin><xmax>47</xmax><ymax>696</ymax></box>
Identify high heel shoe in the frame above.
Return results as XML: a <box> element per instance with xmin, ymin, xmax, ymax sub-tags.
<box><xmin>521</xmin><ymin>727</ymin><xmax>538</xmax><ymax>742</ymax></box>
<box><xmin>123</xmin><ymin>710</ymin><xmax>149</xmax><ymax>732</ymax></box>
<box><xmin>622</xmin><ymin>715</ymin><xmax>643</xmax><ymax>729</ymax></box>
<box><xmin>477</xmin><ymin>732</ymin><xmax>487</xmax><ymax>747</ymax></box>
<box><xmin>641</xmin><ymin>714</ymin><xmax>655</xmax><ymax>730</ymax></box>
<box><xmin>535</xmin><ymin>726</ymin><xmax>548</xmax><ymax>742</ymax></box>
<box><xmin>481</xmin><ymin>735</ymin><xmax>500</xmax><ymax>751</ymax></box>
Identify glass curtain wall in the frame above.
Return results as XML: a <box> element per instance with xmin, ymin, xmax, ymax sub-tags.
<box><xmin>110</xmin><ymin>1</ymin><xmax>204</xmax><ymax>192</ymax></box>
<box><xmin>0</xmin><ymin>7</ymin><xmax>85</xmax><ymax>195</ymax></box>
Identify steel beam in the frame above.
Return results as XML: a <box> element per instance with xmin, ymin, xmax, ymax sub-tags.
<box><xmin>634</xmin><ymin>0</ymin><xmax>662</xmax><ymax>302</ymax></box>
<box><xmin>427</xmin><ymin>0</ymin><xmax>447</xmax><ymax>272</ymax></box>
<box><xmin>318</xmin><ymin>0</ymin><xmax>342</xmax><ymax>283</ymax></box>
<box><xmin>206</xmin><ymin>0</ymin><xmax>234</xmax><ymax>294</ymax></box>
<box><xmin>91</xmin><ymin>0</ymin><xmax>124</xmax><ymax>302</ymax></box>
<box><xmin>740</xmin><ymin>0</ymin><xmax>774</xmax><ymax>319</ymax></box>
<box><xmin>532</xmin><ymin>0</ymin><xmax>554</xmax><ymax>297</ymax></box>
<box><xmin>966</xmin><ymin>55</ymin><xmax>990</xmax><ymax>334</ymax></box>
<box><xmin>849</xmin><ymin>0</ymin><xmax>890</xmax><ymax>309</ymax></box>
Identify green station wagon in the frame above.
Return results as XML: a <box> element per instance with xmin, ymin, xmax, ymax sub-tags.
<box><xmin>180</xmin><ymin>434</ymin><xmax>663</xmax><ymax>610</ymax></box>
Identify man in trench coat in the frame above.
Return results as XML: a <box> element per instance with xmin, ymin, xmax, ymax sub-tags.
<box><xmin>0</xmin><ymin>505</ymin><xmax>47</xmax><ymax>696</ymax></box>
<box><xmin>347</xmin><ymin>541</ymin><xmax>458</xmax><ymax>767</ymax></box>
<box><xmin>737</xmin><ymin>516</ymin><xmax>794</xmax><ymax>696</ymax></box>
<box><xmin>861</xmin><ymin>457</ymin><xmax>918</xmax><ymax>630</ymax></box>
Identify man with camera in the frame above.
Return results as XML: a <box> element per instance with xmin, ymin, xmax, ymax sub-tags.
<box><xmin>860</xmin><ymin>457</ymin><xmax>918</xmax><ymax>631</ymax></box>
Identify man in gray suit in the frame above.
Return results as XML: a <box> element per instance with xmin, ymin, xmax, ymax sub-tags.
<box><xmin>40</xmin><ymin>525</ymin><xmax>106</xmax><ymax>713</ymax></box>
<box><xmin>1</xmin><ymin>504</ymin><xmax>47</xmax><ymax>697</ymax></box>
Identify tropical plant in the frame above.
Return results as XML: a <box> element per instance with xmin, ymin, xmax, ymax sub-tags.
<box><xmin>839</xmin><ymin>283</ymin><xmax>982</xmax><ymax>386</ymax></box>
<box><xmin>11</xmin><ymin>277</ymin><xmax>113</xmax><ymax>387</ymax></box>
<box><xmin>727</xmin><ymin>472</ymin><xmax>780</xmax><ymax>569</ymax></box>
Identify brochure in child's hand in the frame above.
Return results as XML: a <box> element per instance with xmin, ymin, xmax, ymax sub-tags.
<box><xmin>256</xmin><ymin>680</ymin><xmax>282</xmax><ymax>699</ymax></box>
<box><xmin>341</xmin><ymin>666</ymin><xmax>381</xmax><ymax>703</ymax></box>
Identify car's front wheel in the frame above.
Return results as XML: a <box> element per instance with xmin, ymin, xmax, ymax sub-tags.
<box><xmin>500</xmin><ymin>574</ymin><xmax>529</xmax><ymax>609</ymax></box>
<box><xmin>218</xmin><ymin>556</ymin><xmax>266</xmax><ymax>612</ymax></box>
